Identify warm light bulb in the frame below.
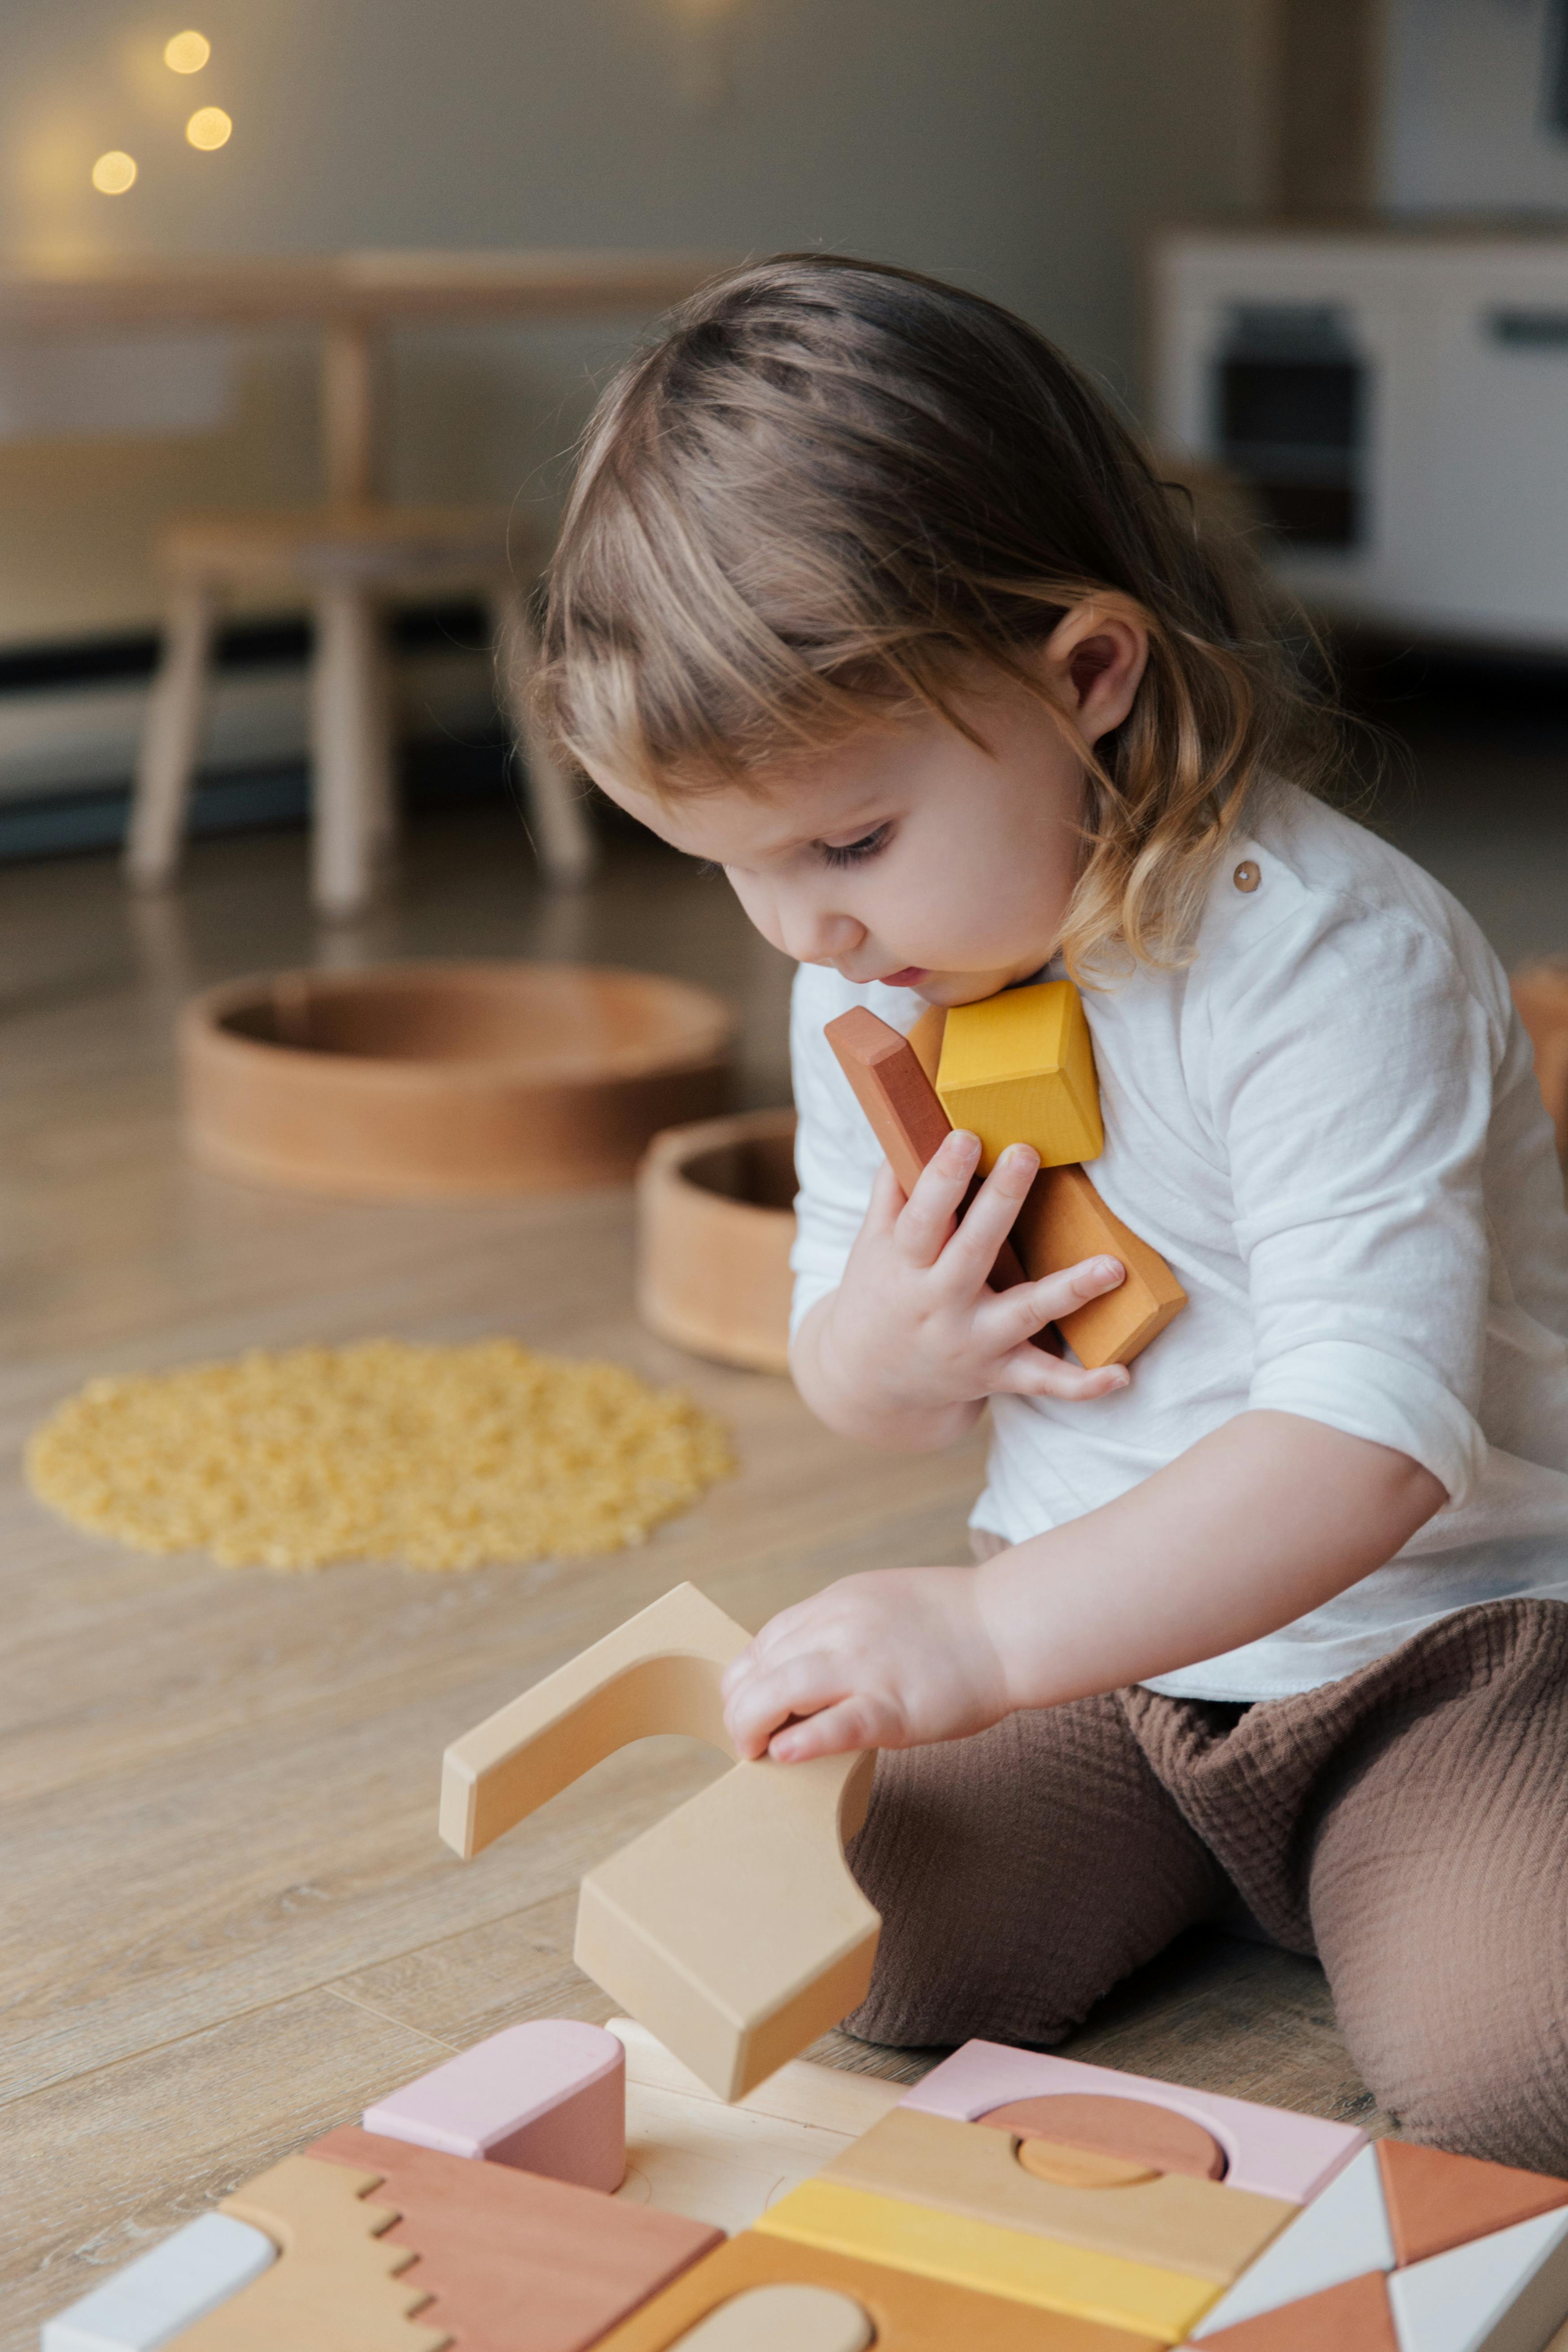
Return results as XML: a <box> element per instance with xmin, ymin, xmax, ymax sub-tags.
<box><xmin>184</xmin><ymin>105</ymin><xmax>232</xmax><ymax>151</ymax></box>
<box><xmin>91</xmin><ymin>150</ymin><xmax>138</xmax><ymax>195</ymax></box>
<box><xmin>164</xmin><ymin>30</ymin><xmax>211</xmax><ymax>73</ymax></box>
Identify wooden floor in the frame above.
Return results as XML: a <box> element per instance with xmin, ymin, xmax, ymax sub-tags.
<box><xmin>0</xmin><ymin>799</ymin><xmax>1401</xmax><ymax>2339</ymax></box>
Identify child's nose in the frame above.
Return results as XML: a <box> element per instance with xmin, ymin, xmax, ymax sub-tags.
<box><xmin>786</xmin><ymin>906</ymin><xmax>865</xmax><ymax>965</ymax></box>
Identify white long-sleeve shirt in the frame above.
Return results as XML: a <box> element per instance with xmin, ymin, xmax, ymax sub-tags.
<box><xmin>789</xmin><ymin>785</ymin><xmax>1568</xmax><ymax>1701</ymax></box>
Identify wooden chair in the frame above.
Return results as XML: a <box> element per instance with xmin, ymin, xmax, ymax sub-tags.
<box><xmin>125</xmin><ymin>504</ymin><xmax>595</xmax><ymax>917</ymax></box>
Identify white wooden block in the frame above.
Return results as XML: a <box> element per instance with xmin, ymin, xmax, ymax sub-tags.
<box><xmin>1192</xmin><ymin>2143</ymin><xmax>1395</xmax><ymax>2335</ymax></box>
<box><xmin>1389</xmin><ymin>2208</ymin><xmax>1568</xmax><ymax>2352</ymax></box>
<box><xmin>42</xmin><ymin>2214</ymin><xmax>275</xmax><ymax>2352</ymax></box>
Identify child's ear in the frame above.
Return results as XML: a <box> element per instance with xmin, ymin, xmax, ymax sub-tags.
<box><xmin>1039</xmin><ymin>598</ymin><xmax>1149</xmax><ymax>746</ymax></box>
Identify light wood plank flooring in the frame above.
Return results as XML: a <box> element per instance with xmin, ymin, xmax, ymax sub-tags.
<box><xmin>0</xmin><ymin>803</ymin><xmax>1390</xmax><ymax>2340</ymax></box>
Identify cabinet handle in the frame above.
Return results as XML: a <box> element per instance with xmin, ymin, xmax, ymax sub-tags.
<box><xmin>1488</xmin><ymin>308</ymin><xmax>1568</xmax><ymax>349</ymax></box>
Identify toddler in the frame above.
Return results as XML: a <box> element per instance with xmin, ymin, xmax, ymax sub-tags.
<box><xmin>536</xmin><ymin>255</ymin><xmax>1568</xmax><ymax>2167</ymax></box>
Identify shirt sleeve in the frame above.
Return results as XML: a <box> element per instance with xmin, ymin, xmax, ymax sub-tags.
<box><xmin>1206</xmin><ymin>895</ymin><xmax>1505</xmax><ymax>1505</ymax></box>
<box><xmin>788</xmin><ymin>965</ymin><xmax>896</xmax><ymax>1338</ymax></box>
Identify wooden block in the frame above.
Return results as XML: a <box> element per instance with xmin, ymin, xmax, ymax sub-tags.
<box><xmin>1011</xmin><ymin>1165</ymin><xmax>1186</xmax><ymax>1367</ymax></box>
<box><xmin>440</xmin><ymin>1583</ymin><xmax>881</xmax><ymax>2101</ymax></box>
<box><xmin>823</xmin><ymin>1007</ymin><xmax>1025</xmax><ymax>1287</ymax></box>
<box><xmin>1511</xmin><ymin>960</ymin><xmax>1568</xmax><ymax>1161</ymax></box>
<box><xmin>979</xmin><ymin>2092</ymin><xmax>1223</xmax><ymax>2181</ymax></box>
<box><xmin>1385</xmin><ymin>2208</ymin><xmax>1568</xmax><ymax>2352</ymax></box>
<box><xmin>666</xmin><ymin>2282</ymin><xmax>874</xmax><ymax>2352</ymax></box>
<box><xmin>824</xmin><ymin>2108</ymin><xmax>1293</xmax><ymax>2287</ymax></box>
<box><xmin>1018</xmin><ymin>2139</ymin><xmax>1159</xmax><ymax>2190</ymax></box>
<box><xmin>935</xmin><ymin>982</ymin><xmax>1103</xmax><ymax>1173</ymax></box>
<box><xmin>754</xmin><ymin>2176</ymin><xmax>1217</xmax><ymax>2339</ymax></box>
<box><xmin>42</xmin><ymin>2214</ymin><xmax>275</xmax><ymax>2352</ymax></box>
<box><xmin>1197</xmin><ymin>2270</ymin><xmax>1398</xmax><ymax>2351</ymax></box>
<box><xmin>900</xmin><ymin>2041</ymin><xmax>1363</xmax><ymax>2205</ymax></box>
<box><xmin>906</xmin><ymin>1003</ymin><xmax>946</xmax><ymax>1084</ymax></box>
<box><xmin>591</xmin><ymin>2228</ymin><xmax>1166</xmax><ymax>2352</ymax></box>
<box><xmin>308</xmin><ymin>2124</ymin><xmax>721</xmax><ymax>2352</ymax></box>
<box><xmin>363</xmin><ymin>2019</ymin><xmax>626</xmax><ymax>2191</ymax></box>
<box><xmin>1192</xmin><ymin>2146</ymin><xmax>1394</xmax><ymax>2337</ymax></box>
<box><xmin>1376</xmin><ymin>2139</ymin><xmax>1568</xmax><ymax>2269</ymax></box>
<box><xmin>173</xmin><ymin>2156</ymin><xmax>449</xmax><ymax>2352</ymax></box>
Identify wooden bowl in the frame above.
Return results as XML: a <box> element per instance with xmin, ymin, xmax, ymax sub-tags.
<box><xmin>636</xmin><ymin>1110</ymin><xmax>797</xmax><ymax>1373</ymax></box>
<box><xmin>181</xmin><ymin>961</ymin><xmax>737</xmax><ymax>1199</ymax></box>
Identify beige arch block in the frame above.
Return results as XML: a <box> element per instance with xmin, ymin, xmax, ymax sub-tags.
<box><xmin>669</xmin><ymin>2282</ymin><xmax>873</xmax><ymax>2351</ymax></box>
<box><xmin>440</xmin><ymin>1584</ymin><xmax>880</xmax><ymax>2103</ymax></box>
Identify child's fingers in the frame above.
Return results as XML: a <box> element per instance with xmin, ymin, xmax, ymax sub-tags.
<box><xmin>940</xmin><ymin>1142</ymin><xmax>1041</xmax><ymax>1289</ymax></box>
<box><xmin>992</xmin><ymin>1343</ymin><xmax>1131</xmax><ymax>1401</ymax></box>
<box><xmin>723</xmin><ymin>1645</ymin><xmax>846</xmax><ymax>1759</ymax></box>
<box><xmin>892</xmin><ymin>1129</ymin><xmax>982</xmax><ymax>1266</ymax></box>
<box><xmin>976</xmin><ymin>1252</ymin><xmax>1127</xmax><ymax>1350</ymax></box>
<box><xmin>769</xmin><ymin>1696</ymin><xmax>882</xmax><ymax>1763</ymax></box>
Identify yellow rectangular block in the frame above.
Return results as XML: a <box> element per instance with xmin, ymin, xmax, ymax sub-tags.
<box><xmin>936</xmin><ymin>982</ymin><xmax>1103</xmax><ymax>1174</ymax></box>
<box><xmin>822</xmin><ymin>2108</ymin><xmax>1293</xmax><ymax>2284</ymax></box>
<box><xmin>754</xmin><ymin>2176</ymin><xmax>1216</xmax><ymax>2342</ymax></box>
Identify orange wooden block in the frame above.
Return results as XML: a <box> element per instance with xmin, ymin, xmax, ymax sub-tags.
<box><xmin>590</xmin><ymin>2229</ymin><xmax>1164</xmax><ymax>2351</ymax></box>
<box><xmin>906</xmin><ymin>1004</ymin><xmax>947</xmax><ymax>1085</ymax></box>
<box><xmin>824</xmin><ymin>1008</ymin><xmax>1025</xmax><ymax>1287</ymax></box>
<box><xmin>1197</xmin><ymin>2268</ymin><xmax>1398</xmax><ymax>2350</ymax></box>
<box><xmin>978</xmin><ymin>2093</ymin><xmax>1224</xmax><ymax>2182</ymax></box>
<box><xmin>1512</xmin><ymin>960</ymin><xmax>1568</xmax><ymax>1161</ymax></box>
<box><xmin>308</xmin><ymin>2125</ymin><xmax>721</xmax><ymax>2352</ymax></box>
<box><xmin>1375</xmin><ymin>2138</ymin><xmax>1568</xmax><ymax>2268</ymax></box>
<box><xmin>1012</xmin><ymin>1164</ymin><xmax>1186</xmax><ymax>1368</ymax></box>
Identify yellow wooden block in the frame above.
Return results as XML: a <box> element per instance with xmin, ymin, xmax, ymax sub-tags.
<box><xmin>754</xmin><ymin>2177</ymin><xmax>1215</xmax><ymax>2342</ymax></box>
<box><xmin>935</xmin><ymin>982</ymin><xmax>1103</xmax><ymax>1174</ymax></box>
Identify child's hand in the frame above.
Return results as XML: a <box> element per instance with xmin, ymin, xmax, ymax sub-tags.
<box><xmin>820</xmin><ymin>1130</ymin><xmax>1131</xmax><ymax>1413</ymax></box>
<box><xmin>721</xmin><ymin>1567</ymin><xmax>1009</xmax><ymax>1761</ymax></box>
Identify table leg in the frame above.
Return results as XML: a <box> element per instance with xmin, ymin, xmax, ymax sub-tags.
<box><xmin>321</xmin><ymin>319</ymin><xmax>381</xmax><ymax>506</ymax></box>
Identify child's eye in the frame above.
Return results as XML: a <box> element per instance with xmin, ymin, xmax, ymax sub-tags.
<box><xmin>819</xmin><ymin>823</ymin><xmax>892</xmax><ymax>870</ymax></box>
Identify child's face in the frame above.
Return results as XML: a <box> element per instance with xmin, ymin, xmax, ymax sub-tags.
<box><xmin>590</xmin><ymin>614</ymin><xmax>1145</xmax><ymax>1006</ymax></box>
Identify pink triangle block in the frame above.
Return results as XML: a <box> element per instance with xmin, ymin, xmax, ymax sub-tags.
<box><xmin>363</xmin><ymin>2019</ymin><xmax>626</xmax><ymax>2192</ymax></box>
<box><xmin>899</xmin><ymin>2042</ymin><xmax>1363</xmax><ymax>2204</ymax></box>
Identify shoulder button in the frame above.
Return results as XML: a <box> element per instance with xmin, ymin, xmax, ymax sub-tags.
<box><xmin>1232</xmin><ymin>860</ymin><xmax>1261</xmax><ymax>894</ymax></box>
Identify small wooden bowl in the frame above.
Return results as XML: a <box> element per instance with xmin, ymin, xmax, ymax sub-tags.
<box><xmin>181</xmin><ymin>961</ymin><xmax>736</xmax><ymax>1199</ymax></box>
<box><xmin>636</xmin><ymin>1110</ymin><xmax>797</xmax><ymax>1374</ymax></box>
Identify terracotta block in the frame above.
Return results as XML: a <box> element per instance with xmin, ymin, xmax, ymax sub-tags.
<box><xmin>42</xmin><ymin>2214</ymin><xmax>275</xmax><ymax>2352</ymax></box>
<box><xmin>591</xmin><ymin>2229</ymin><xmax>1165</xmax><ymax>2352</ymax></box>
<box><xmin>1385</xmin><ymin>2206</ymin><xmax>1568</xmax><ymax>2352</ymax></box>
<box><xmin>900</xmin><ymin>2042</ymin><xmax>1363</xmax><ymax>2206</ymax></box>
<box><xmin>1011</xmin><ymin>1165</ymin><xmax>1186</xmax><ymax>1367</ymax></box>
<box><xmin>665</xmin><ymin>2282</ymin><xmax>873</xmax><ymax>2351</ymax></box>
<box><xmin>823</xmin><ymin>2108</ymin><xmax>1292</xmax><ymax>2287</ymax></box>
<box><xmin>935</xmin><ymin>981</ymin><xmax>1103</xmax><ymax>1173</ymax></box>
<box><xmin>440</xmin><ymin>1583</ymin><xmax>880</xmax><ymax>2101</ymax></box>
<box><xmin>308</xmin><ymin>2125</ymin><xmax>720</xmax><ymax>2352</ymax></box>
<box><xmin>1511</xmin><ymin>960</ymin><xmax>1568</xmax><ymax>1161</ymax></box>
<box><xmin>754</xmin><ymin>2175</ymin><xmax>1216</xmax><ymax>2339</ymax></box>
<box><xmin>173</xmin><ymin>2156</ymin><xmax>448</xmax><ymax>2352</ymax></box>
<box><xmin>979</xmin><ymin>2092</ymin><xmax>1223</xmax><ymax>2182</ymax></box>
<box><xmin>1375</xmin><ymin>2138</ymin><xmax>1568</xmax><ymax>2268</ymax></box>
<box><xmin>362</xmin><ymin>2019</ymin><xmax>626</xmax><ymax>2193</ymax></box>
<box><xmin>1197</xmin><ymin>2269</ymin><xmax>1398</xmax><ymax>2351</ymax></box>
<box><xmin>1191</xmin><ymin>2146</ymin><xmax>1394</xmax><ymax>2337</ymax></box>
<box><xmin>823</xmin><ymin>1007</ymin><xmax>1025</xmax><ymax>1286</ymax></box>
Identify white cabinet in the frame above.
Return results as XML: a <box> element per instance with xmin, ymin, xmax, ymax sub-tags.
<box><xmin>1152</xmin><ymin>229</ymin><xmax>1568</xmax><ymax>650</ymax></box>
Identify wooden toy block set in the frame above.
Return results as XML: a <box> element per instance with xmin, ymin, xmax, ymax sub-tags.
<box><xmin>825</xmin><ymin>984</ymin><xmax>1186</xmax><ymax>1370</ymax></box>
<box><xmin>46</xmin><ymin>1580</ymin><xmax>1568</xmax><ymax>2351</ymax></box>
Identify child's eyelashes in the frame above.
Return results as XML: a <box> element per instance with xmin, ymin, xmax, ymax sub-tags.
<box><xmin>819</xmin><ymin>823</ymin><xmax>893</xmax><ymax>869</ymax></box>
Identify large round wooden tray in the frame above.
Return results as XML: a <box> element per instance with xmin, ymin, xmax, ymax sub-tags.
<box><xmin>636</xmin><ymin>1109</ymin><xmax>797</xmax><ymax>1374</ymax></box>
<box><xmin>181</xmin><ymin>961</ymin><xmax>737</xmax><ymax>1199</ymax></box>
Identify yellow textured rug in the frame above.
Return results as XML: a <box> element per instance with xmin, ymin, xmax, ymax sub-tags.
<box><xmin>27</xmin><ymin>1337</ymin><xmax>734</xmax><ymax>1571</ymax></box>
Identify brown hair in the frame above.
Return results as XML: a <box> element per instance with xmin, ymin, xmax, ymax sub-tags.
<box><xmin>533</xmin><ymin>253</ymin><xmax>1341</xmax><ymax>974</ymax></box>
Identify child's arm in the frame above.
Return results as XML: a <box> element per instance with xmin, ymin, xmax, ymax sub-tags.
<box><xmin>791</xmin><ymin>1127</ymin><xmax>1132</xmax><ymax>1453</ymax></box>
<box><xmin>721</xmin><ymin>1409</ymin><xmax>1445</xmax><ymax>1760</ymax></box>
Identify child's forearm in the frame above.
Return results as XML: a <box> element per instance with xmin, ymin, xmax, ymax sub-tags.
<box><xmin>790</xmin><ymin>1291</ymin><xmax>983</xmax><ymax>1452</ymax></box>
<box><xmin>976</xmin><ymin>1409</ymin><xmax>1446</xmax><ymax>1710</ymax></box>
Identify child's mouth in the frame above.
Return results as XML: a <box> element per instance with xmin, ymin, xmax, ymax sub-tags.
<box><xmin>878</xmin><ymin>966</ymin><xmax>927</xmax><ymax>987</ymax></box>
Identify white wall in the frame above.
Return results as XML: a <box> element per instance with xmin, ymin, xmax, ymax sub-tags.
<box><xmin>1381</xmin><ymin>0</ymin><xmax>1568</xmax><ymax>212</ymax></box>
<box><xmin>0</xmin><ymin>0</ymin><xmax>1274</xmax><ymax>646</ymax></box>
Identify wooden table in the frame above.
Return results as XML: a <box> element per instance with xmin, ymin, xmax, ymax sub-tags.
<box><xmin>0</xmin><ymin>249</ymin><xmax>722</xmax><ymax>499</ymax></box>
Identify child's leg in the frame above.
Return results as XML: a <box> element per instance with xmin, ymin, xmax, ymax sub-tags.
<box><xmin>1305</xmin><ymin>1599</ymin><xmax>1568</xmax><ymax>2169</ymax></box>
<box><xmin>844</xmin><ymin>1689</ymin><xmax>1231</xmax><ymax>2048</ymax></box>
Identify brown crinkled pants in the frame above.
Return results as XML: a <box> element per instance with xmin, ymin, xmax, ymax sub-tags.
<box><xmin>844</xmin><ymin>1556</ymin><xmax>1568</xmax><ymax>2172</ymax></box>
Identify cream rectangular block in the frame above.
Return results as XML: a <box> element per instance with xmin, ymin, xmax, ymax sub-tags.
<box><xmin>1388</xmin><ymin>2208</ymin><xmax>1568</xmax><ymax>2352</ymax></box>
<box><xmin>1192</xmin><ymin>2144</ymin><xmax>1395</xmax><ymax>2335</ymax></box>
<box><xmin>42</xmin><ymin>2215</ymin><xmax>275</xmax><ymax>2352</ymax></box>
<box><xmin>900</xmin><ymin>2042</ymin><xmax>1364</xmax><ymax>2204</ymax></box>
<box><xmin>363</xmin><ymin>2018</ymin><xmax>626</xmax><ymax>2191</ymax></box>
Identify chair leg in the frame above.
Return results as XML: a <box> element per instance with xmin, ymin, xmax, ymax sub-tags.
<box><xmin>125</xmin><ymin>582</ymin><xmax>217</xmax><ymax>889</ymax></box>
<box><xmin>492</xmin><ymin>583</ymin><xmax>597</xmax><ymax>888</ymax></box>
<box><xmin>310</xmin><ymin>582</ymin><xmax>389</xmax><ymax>918</ymax></box>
